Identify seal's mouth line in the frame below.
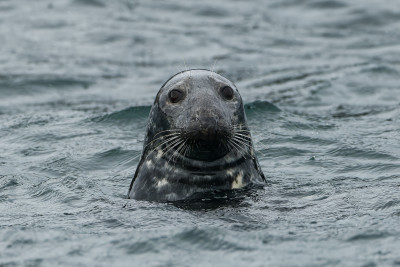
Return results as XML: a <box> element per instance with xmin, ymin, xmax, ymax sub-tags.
<box><xmin>176</xmin><ymin>151</ymin><xmax>230</xmax><ymax>164</ymax></box>
<box><xmin>171</xmin><ymin>149</ymin><xmax>247</xmax><ymax>170</ymax></box>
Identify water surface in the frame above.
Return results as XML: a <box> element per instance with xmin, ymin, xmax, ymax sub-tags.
<box><xmin>1</xmin><ymin>0</ymin><xmax>400</xmax><ymax>266</ymax></box>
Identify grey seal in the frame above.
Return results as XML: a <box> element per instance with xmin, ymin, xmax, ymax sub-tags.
<box><xmin>128</xmin><ymin>69</ymin><xmax>265</xmax><ymax>201</ymax></box>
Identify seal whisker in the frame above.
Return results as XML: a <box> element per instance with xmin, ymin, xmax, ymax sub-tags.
<box><xmin>235</xmin><ymin>133</ymin><xmax>267</xmax><ymax>158</ymax></box>
<box><xmin>233</xmin><ymin>134</ymin><xmax>253</xmax><ymax>146</ymax></box>
<box><xmin>225</xmin><ymin>140</ymin><xmax>233</xmax><ymax>152</ymax></box>
<box><xmin>233</xmin><ymin>130</ymin><xmax>252</xmax><ymax>136</ymax></box>
<box><xmin>234</xmin><ymin>133</ymin><xmax>252</xmax><ymax>141</ymax></box>
<box><xmin>228</xmin><ymin>139</ymin><xmax>247</xmax><ymax>159</ymax></box>
<box><xmin>161</xmin><ymin>137</ymin><xmax>182</xmax><ymax>154</ymax></box>
<box><xmin>233</xmin><ymin>130</ymin><xmax>251</xmax><ymax>137</ymax></box>
<box><xmin>231</xmin><ymin>137</ymin><xmax>249</xmax><ymax>150</ymax></box>
<box><xmin>230</xmin><ymin>138</ymin><xmax>253</xmax><ymax>159</ymax></box>
<box><xmin>233</xmin><ymin>129</ymin><xmax>252</xmax><ymax>134</ymax></box>
<box><xmin>232</xmin><ymin>139</ymin><xmax>252</xmax><ymax>152</ymax></box>
<box><xmin>144</xmin><ymin>132</ymin><xmax>181</xmax><ymax>149</ymax></box>
<box><xmin>231</xmin><ymin>135</ymin><xmax>252</xmax><ymax>149</ymax></box>
<box><xmin>129</xmin><ymin>151</ymin><xmax>144</xmax><ymax>162</ymax></box>
<box><xmin>150</xmin><ymin>133</ymin><xmax>181</xmax><ymax>145</ymax></box>
<box><xmin>183</xmin><ymin>59</ymin><xmax>191</xmax><ymax>78</ymax></box>
<box><xmin>177</xmin><ymin>138</ymin><xmax>188</xmax><ymax>156</ymax></box>
<box><xmin>234</xmin><ymin>129</ymin><xmax>251</xmax><ymax>135</ymax></box>
<box><xmin>153</xmin><ymin>129</ymin><xmax>181</xmax><ymax>137</ymax></box>
<box><xmin>169</xmin><ymin>138</ymin><xmax>187</xmax><ymax>164</ymax></box>
<box><xmin>150</xmin><ymin>135</ymin><xmax>180</xmax><ymax>151</ymax></box>
<box><xmin>232</xmin><ymin>124</ymin><xmax>248</xmax><ymax>129</ymax></box>
<box><xmin>154</xmin><ymin>128</ymin><xmax>181</xmax><ymax>134</ymax></box>
<box><xmin>184</xmin><ymin>59</ymin><xmax>188</xmax><ymax>72</ymax></box>
<box><xmin>159</xmin><ymin>141</ymin><xmax>183</xmax><ymax>165</ymax></box>
<box><xmin>234</xmin><ymin>132</ymin><xmax>251</xmax><ymax>137</ymax></box>
<box><xmin>180</xmin><ymin>143</ymin><xmax>190</xmax><ymax>166</ymax></box>
<box><xmin>152</xmin><ymin>129</ymin><xmax>182</xmax><ymax>139</ymax></box>
<box><xmin>185</xmin><ymin>143</ymin><xmax>192</xmax><ymax>159</ymax></box>
<box><xmin>176</xmin><ymin>139</ymin><xmax>188</xmax><ymax>163</ymax></box>
<box><xmin>232</xmin><ymin>129</ymin><xmax>253</xmax><ymax>142</ymax></box>
<box><xmin>233</xmin><ymin>141</ymin><xmax>254</xmax><ymax>157</ymax></box>
<box><xmin>211</xmin><ymin>59</ymin><xmax>218</xmax><ymax>73</ymax></box>
<box><xmin>175</xmin><ymin>64</ymin><xmax>183</xmax><ymax>74</ymax></box>
<box><xmin>183</xmin><ymin>142</ymin><xmax>190</xmax><ymax>158</ymax></box>
<box><xmin>164</xmin><ymin>139</ymin><xmax>185</xmax><ymax>163</ymax></box>
<box><xmin>144</xmin><ymin>135</ymin><xmax>181</xmax><ymax>161</ymax></box>
<box><xmin>234</xmin><ymin>128</ymin><xmax>251</xmax><ymax>132</ymax></box>
<box><xmin>230</xmin><ymin>140</ymin><xmax>250</xmax><ymax>160</ymax></box>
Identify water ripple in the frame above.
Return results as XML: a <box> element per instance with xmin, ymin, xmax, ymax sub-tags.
<box><xmin>1</xmin><ymin>0</ymin><xmax>400</xmax><ymax>265</ymax></box>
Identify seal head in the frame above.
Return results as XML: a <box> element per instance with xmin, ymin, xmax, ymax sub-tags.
<box><xmin>128</xmin><ymin>69</ymin><xmax>265</xmax><ymax>201</ymax></box>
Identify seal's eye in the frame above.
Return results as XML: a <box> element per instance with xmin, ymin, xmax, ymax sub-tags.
<box><xmin>220</xmin><ymin>86</ymin><xmax>234</xmax><ymax>100</ymax></box>
<box><xmin>168</xmin><ymin>89</ymin><xmax>184</xmax><ymax>103</ymax></box>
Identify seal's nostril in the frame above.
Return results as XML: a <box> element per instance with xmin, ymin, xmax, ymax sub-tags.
<box><xmin>203</xmin><ymin>117</ymin><xmax>218</xmax><ymax>128</ymax></box>
<box><xmin>185</xmin><ymin>122</ymin><xmax>230</xmax><ymax>142</ymax></box>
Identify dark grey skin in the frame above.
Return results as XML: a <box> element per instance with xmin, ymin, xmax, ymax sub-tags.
<box><xmin>128</xmin><ymin>69</ymin><xmax>265</xmax><ymax>201</ymax></box>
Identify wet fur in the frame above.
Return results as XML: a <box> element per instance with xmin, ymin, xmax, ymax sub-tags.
<box><xmin>128</xmin><ymin>69</ymin><xmax>265</xmax><ymax>201</ymax></box>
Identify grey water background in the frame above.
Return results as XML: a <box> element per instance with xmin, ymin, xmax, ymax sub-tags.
<box><xmin>1</xmin><ymin>0</ymin><xmax>400</xmax><ymax>265</ymax></box>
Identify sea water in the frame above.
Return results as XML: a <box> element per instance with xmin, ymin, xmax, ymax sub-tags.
<box><xmin>1</xmin><ymin>0</ymin><xmax>399</xmax><ymax>266</ymax></box>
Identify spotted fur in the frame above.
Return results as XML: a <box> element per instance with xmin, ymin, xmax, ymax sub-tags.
<box><xmin>128</xmin><ymin>69</ymin><xmax>265</xmax><ymax>201</ymax></box>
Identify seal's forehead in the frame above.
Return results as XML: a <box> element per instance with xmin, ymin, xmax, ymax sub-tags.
<box><xmin>161</xmin><ymin>69</ymin><xmax>235</xmax><ymax>89</ymax></box>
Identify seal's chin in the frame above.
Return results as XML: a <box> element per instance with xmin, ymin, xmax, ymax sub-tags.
<box><xmin>185</xmin><ymin>140</ymin><xmax>230</xmax><ymax>162</ymax></box>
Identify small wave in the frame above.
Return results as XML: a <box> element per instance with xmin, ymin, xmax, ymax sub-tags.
<box><xmin>90</xmin><ymin>106</ymin><xmax>150</xmax><ymax>126</ymax></box>
<box><xmin>331</xmin><ymin>105</ymin><xmax>394</xmax><ymax>119</ymax></box>
<box><xmin>117</xmin><ymin>224</ymin><xmax>257</xmax><ymax>254</ymax></box>
<box><xmin>28</xmin><ymin>181</ymin><xmax>70</xmax><ymax>203</ymax></box>
<box><xmin>306</xmin><ymin>0</ymin><xmax>347</xmax><ymax>9</ymax></box>
<box><xmin>290</xmin><ymin>135</ymin><xmax>336</xmax><ymax>146</ymax></box>
<box><xmin>337</xmin><ymin>163</ymin><xmax>400</xmax><ymax>175</ymax></box>
<box><xmin>173</xmin><ymin>227</ymin><xmax>253</xmax><ymax>251</ymax></box>
<box><xmin>244</xmin><ymin>101</ymin><xmax>281</xmax><ymax>120</ymax></box>
<box><xmin>77</xmin><ymin>147</ymin><xmax>140</xmax><ymax>171</ymax></box>
<box><xmin>347</xmin><ymin>231</ymin><xmax>390</xmax><ymax>242</ymax></box>
<box><xmin>26</xmin><ymin>173</ymin><xmax>90</xmax><ymax>206</ymax></box>
<box><xmin>20</xmin><ymin>146</ymin><xmax>56</xmax><ymax>157</ymax></box>
<box><xmin>361</xmin><ymin>65</ymin><xmax>399</xmax><ymax>75</ymax></box>
<box><xmin>0</xmin><ymin>74</ymin><xmax>93</xmax><ymax>92</ymax></box>
<box><xmin>195</xmin><ymin>7</ymin><xmax>228</xmax><ymax>17</ymax></box>
<box><xmin>375</xmin><ymin>200</ymin><xmax>400</xmax><ymax>211</ymax></box>
<box><xmin>327</xmin><ymin>145</ymin><xmax>398</xmax><ymax>161</ymax></box>
<box><xmin>0</xmin><ymin>176</ymin><xmax>19</xmax><ymax>190</ymax></box>
<box><xmin>122</xmin><ymin>239</ymin><xmax>160</xmax><ymax>255</ymax></box>
<box><xmin>71</xmin><ymin>0</ymin><xmax>106</xmax><ymax>8</ymax></box>
<box><xmin>171</xmin><ymin>186</ymin><xmax>258</xmax><ymax>211</ymax></box>
<box><xmin>4</xmin><ymin>114</ymin><xmax>55</xmax><ymax>130</ymax></box>
<box><xmin>263</xmin><ymin>146</ymin><xmax>311</xmax><ymax>158</ymax></box>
